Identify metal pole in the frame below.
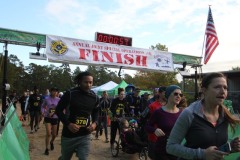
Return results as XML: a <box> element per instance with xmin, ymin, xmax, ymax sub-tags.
<box><xmin>182</xmin><ymin>77</ymin><xmax>185</xmax><ymax>92</ymax></box>
<box><xmin>194</xmin><ymin>67</ymin><xmax>198</xmax><ymax>100</ymax></box>
<box><xmin>1</xmin><ymin>42</ymin><xmax>8</xmax><ymax>126</ymax></box>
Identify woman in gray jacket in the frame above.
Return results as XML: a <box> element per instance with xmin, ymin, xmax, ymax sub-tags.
<box><xmin>167</xmin><ymin>72</ymin><xmax>240</xmax><ymax>160</ymax></box>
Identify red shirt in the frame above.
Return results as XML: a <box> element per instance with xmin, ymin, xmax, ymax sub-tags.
<box><xmin>148</xmin><ymin>100</ymin><xmax>163</xmax><ymax>142</ymax></box>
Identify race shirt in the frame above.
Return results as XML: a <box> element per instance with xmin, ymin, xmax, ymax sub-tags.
<box><xmin>28</xmin><ymin>93</ymin><xmax>42</xmax><ymax>111</ymax></box>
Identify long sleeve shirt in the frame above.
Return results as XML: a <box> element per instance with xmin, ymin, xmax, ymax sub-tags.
<box><xmin>98</xmin><ymin>97</ymin><xmax>111</xmax><ymax>117</ymax></box>
<box><xmin>110</xmin><ymin>97</ymin><xmax>127</xmax><ymax>118</ymax></box>
<box><xmin>56</xmin><ymin>87</ymin><xmax>99</xmax><ymax>138</ymax></box>
<box><xmin>166</xmin><ymin>100</ymin><xmax>228</xmax><ymax>160</ymax></box>
<box><xmin>146</xmin><ymin>107</ymin><xmax>181</xmax><ymax>154</ymax></box>
<box><xmin>28</xmin><ymin>93</ymin><xmax>43</xmax><ymax>111</ymax></box>
<box><xmin>41</xmin><ymin>96</ymin><xmax>60</xmax><ymax>119</ymax></box>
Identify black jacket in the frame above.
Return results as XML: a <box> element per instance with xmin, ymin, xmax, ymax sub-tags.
<box><xmin>56</xmin><ymin>87</ymin><xmax>99</xmax><ymax>138</ymax></box>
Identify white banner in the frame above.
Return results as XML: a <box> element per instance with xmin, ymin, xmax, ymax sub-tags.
<box><xmin>45</xmin><ymin>35</ymin><xmax>174</xmax><ymax>72</ymax></box>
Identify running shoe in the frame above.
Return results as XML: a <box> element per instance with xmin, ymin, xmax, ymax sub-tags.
<box><xmin>45</xmin><ymin>148</ymin><xmax>49</xmax><ymax>155</ymax></box>
<box><xmin>50</xmin><ymin>141</ymin><xmax>54</xmax><ymax>150</ymax></box>
<box><xmin>30</xmin><ymin>130</ymin><xmax>34</xmax><ymax>134</ymax></box>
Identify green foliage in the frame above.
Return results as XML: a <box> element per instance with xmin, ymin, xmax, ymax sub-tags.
<box><xmin>133</xmin><ymin>43</ymin><xmax>177</xmax><ymax>89</ymax></box>
<box><xmin>231</xmin><ymin>67</ymin><xmax>240</xmax><ymax>71</ymax></box>
<box><xmin>150</xmin><ymin>43</ymin><xmax>168</xmax><ymax>51</ymax></box>
<box><xmin>134</xmin><ymin>71</ymin><xmax>178</xmax><ymax>89</ymax></box>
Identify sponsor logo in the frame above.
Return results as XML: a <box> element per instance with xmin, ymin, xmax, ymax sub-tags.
<box><xmin>50</xmin><ymin>40</ymin><xmax>68</xmax><ymax>55</ymax></box>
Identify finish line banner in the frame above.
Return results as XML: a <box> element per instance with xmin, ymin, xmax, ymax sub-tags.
<box><xmin>45</xmin><ymin>35</ymin><xmax>174</xmax><ymax>72</ymax></box>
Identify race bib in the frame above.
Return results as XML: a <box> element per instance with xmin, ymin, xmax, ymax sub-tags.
<box><xmin>102</xmin><ymin>108</ymin><xmax>108</xmax><ymax>112</ymax></box>
<box><xmin>75</xmin><ymin>117</ymin><xmax>88</xmax><ymax>127</ymax></box>
<box><xmin>34</xmin><ymin>102</ymin><xmax>39</xmax><ymax>107</ymax></box>
<box><xmin>116</xmin><ymin>108</ymin><xmax>120</xmax><ymax>115</ymax></box>
<box><xmin>49</xmin><ymin>108</ymin><xmax>55</xmax><ymax>113</ymax></box>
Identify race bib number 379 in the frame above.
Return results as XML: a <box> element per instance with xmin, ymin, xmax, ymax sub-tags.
<box><xmin>75</xmin><ymin>117</ymin><xmax>88</xmax><ymax>127</ymax></box>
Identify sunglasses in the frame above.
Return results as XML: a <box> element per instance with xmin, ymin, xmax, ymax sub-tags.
<box><xmin>173</xmin><ymin>92</ymin><xmax>183</xmax><ymax>97</ymax></box>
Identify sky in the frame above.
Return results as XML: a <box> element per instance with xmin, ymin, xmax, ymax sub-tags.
<box><xmin>0</xmin><ymin>0</ymin><xmax>240</xmax><ymax>77</ymax></box>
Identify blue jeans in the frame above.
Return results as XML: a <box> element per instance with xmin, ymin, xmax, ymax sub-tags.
<box><xmin>59</xmin><ymin>135</ymin><xmax>91</xmax><ymax>160</ymax></box>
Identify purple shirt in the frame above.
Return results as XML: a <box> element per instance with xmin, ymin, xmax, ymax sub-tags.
<box><xmin>146</xmin><ymin>107</ymin><xmax>182</xmax><ymax>154</ymax></box>
<box><xmin>41</xmin><ymin>96</ymin><xmax>60</xmax><ymax>119</ymax></box>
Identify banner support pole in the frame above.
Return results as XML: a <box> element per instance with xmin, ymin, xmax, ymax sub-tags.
<box><xmin>1</xmin><ymin>41</ymin><xmax>8</xmax><ymax>126</ymax></box>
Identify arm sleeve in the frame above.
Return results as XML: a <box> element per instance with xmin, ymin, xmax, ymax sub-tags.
<box><xmin>166</xmin><ymin>109</ymin><xmax>205</xmax><ymax>160</ymax></box>
<box><xmin>110</xmin><ymin>99</ymin><xmax>116</xmax><ymax>117</ymax></box>
<box><xmin>41</xmin><ymin>99</ymin><xmax>47</xmax><ymax>115</ymax></box>
<box><xmin>55</xmin><ymin>91</ymin><xmax>71</xmax><ymax>126</ymax></box>
<box><xmin>27</xmin><ymin>96</ymin><xmax>32</xmax><ymax>110</ymax></box>
<box><xmin>145</xmin><ymin>109</ymin><xmax>158</xmax><ymax>133</ymax></box>
<box><xmin>24</xmin><ymin>97</ymin><xmax>29</xmax><ymax>112</ymax></box>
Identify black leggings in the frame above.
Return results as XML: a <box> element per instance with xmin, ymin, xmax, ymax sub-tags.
<box><xmin>96</xmin><ymin>116</ymin><xmax>108</xmax><ymax>139</ymax></box>
<box><xmin>110</xmin><ymin>120</ymin><xmax>120</xmax><ymax>144</ymax></box>
<box><xmin>30</xmin><ymin>110</ymin><xmax>40</xmax><ymax>130</ymax></box>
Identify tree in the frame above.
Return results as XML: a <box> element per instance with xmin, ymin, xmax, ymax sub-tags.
<box><xmin>231</xmin><ymin>67</ymin><xmax>240</xmax><ymax>71</ymax></box>
<box><xmin>86</xmin><ymin>65</ymin><xmax>120</xmax><ymax>86</ymax></box>
<box><xmin>0</xmin><ymin>54</ymin><xmax>26</xmax><ymax>97</ymax></box>
<box><xmin>72</xmin><ymin>66</ymin><xmax>81</xmax><ymax>79</ymax></box>
<box><xmin>150</xmin><ymin>43</ymin><xmax>168</xmax><ymax>51</ymax></box>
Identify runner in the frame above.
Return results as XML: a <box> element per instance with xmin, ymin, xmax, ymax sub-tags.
<box><xmin>95</xmin><ymin>91</ymin><xmax>111</xmax><ymax>143</ymax></box>
<box><xmin>19</xmin><ymin>91</ymin><xmax>28</xmax><ymax>121</ymax></box>
<box><xmin>110</xmin><ymin>88</ymin><xmax>128</xmax><ymax>147</ymax></box>
<box><xmin>126</xmin><ymin>87</ymin><xmax>141</xmax><ymax>117</ymax></box>
<box><xmin>56</xmin><ymin>71</ymin><xmax>99</xmax><ymax>160</ymax></box>
<box><xmin>28</xmin><ymin>86</ymin><xmax>43</xmax><ymax>133</ymax></box>
<box><xmin>41</xmin><ymin>87</ymin><xmax>60</xmax><ymax>155</ymax></box>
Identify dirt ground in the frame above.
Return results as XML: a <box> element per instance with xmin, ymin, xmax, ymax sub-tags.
<box><xmin>11</xmin><ymin>104</ymin><xmax>141</xmax><ymax>160</ymax></box>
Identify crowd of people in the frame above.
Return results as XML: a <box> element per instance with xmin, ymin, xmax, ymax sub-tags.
<box><xmin>7</xmin><ymin>71</ymin><xmax>240</xmax><ymax>160</ymax></box>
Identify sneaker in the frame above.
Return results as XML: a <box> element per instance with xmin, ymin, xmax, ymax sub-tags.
<box><xmin>34</xmin><ymin>126</ymin><xmax>38</xmax><ymax>132</ymax></box>
<box><xmin>110</xmin><ymin>143</ymin><xmax>114</xmax><ymax>149</ymax></box>
<box><xmin>105</xmin><ymin>139</ymin><xmax>109</xmax><ymax>143</ymax></box>
<box><xmin>45</xmin><ymin>148</ymin><xmax>49</xmax><ymax>155</ymax></box>
<box><xmin>100</xmin><ymin>128</ymin><xmax>103</xmax><ymax>136</ymax></box>
<box><xmin>30</xmin><ymin>130</ymin><xmax>34</xmax><ymax>134</ymax></box>
<box><xmin>50</xmin><ymin>141</ymin><xmax>54</xmax><ymax>150</ymax></box>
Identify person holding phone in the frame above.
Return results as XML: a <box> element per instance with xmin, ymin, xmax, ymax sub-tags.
<box><xmin>167</xmin><ymin>72</ymin><xmax>240</xmax><ymax>160</ymax></box>
<box><xmin>41</xmin><ymin>87</ymin><xmax>60</xmax><ymax>155</ymax></box>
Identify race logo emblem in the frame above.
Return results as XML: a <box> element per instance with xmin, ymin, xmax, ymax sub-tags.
<box><xmin>154</xmin><ymin>55</ymin><xmax>171</xmax><ymax>68</ymax></box>
<box><xmin>50</xmin><ymin>40</ymin><xmax>68</xmax><ymax>55</ymax></box>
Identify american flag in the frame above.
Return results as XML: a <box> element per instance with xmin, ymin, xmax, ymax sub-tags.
<box><xmin>204</xmin><ymin>7</ymin><xmax>219</xmax><ymax>64</ymax></box>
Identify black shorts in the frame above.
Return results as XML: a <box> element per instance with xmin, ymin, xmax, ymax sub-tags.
<box><xmin>44</xmin><ymin>117</ymin><xmax>58</xmax><ymax>125</ymax></box>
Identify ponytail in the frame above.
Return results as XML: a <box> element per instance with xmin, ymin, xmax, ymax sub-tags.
<box><xmin>220</xmin><ymin>104</ymin><xmax>240</xmax><ymax>133</ymax></box>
